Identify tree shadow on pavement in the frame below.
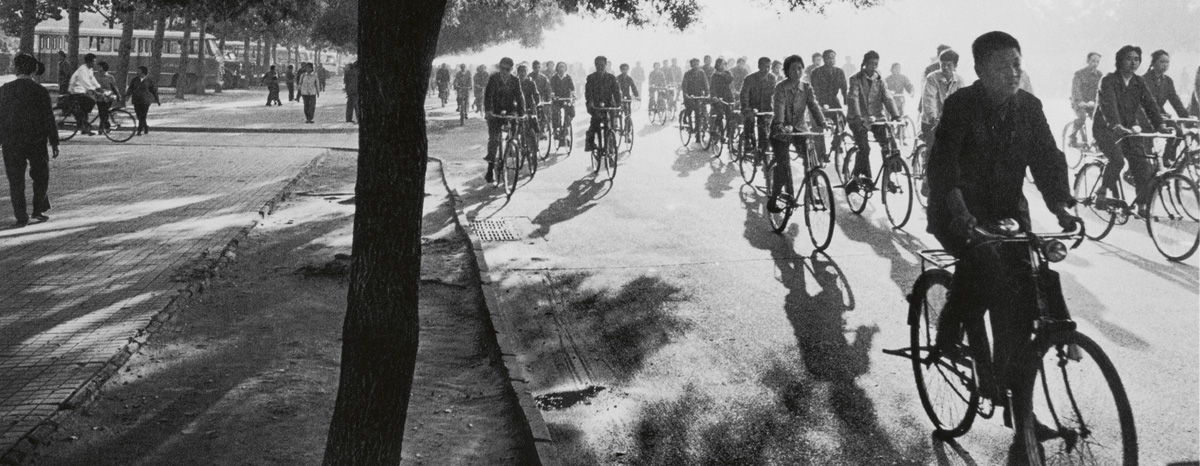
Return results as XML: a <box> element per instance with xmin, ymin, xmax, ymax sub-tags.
<box><xmin>529</xmin><ymin>177</ymin><xmax>609</xmax><ymax>239</ymax></box>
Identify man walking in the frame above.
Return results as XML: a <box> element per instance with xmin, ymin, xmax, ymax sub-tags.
<box><xmin>285</xmin><ymin>64</ymin><xmax>296</xmax><ymax>102</ymax></box>
<box><xmin>297</xmin><ymin>62</ymin><xmax>320</xmax><ymax>123</ymax></box>
<box><xmin>1</xmin><ymin>54</ymin><xmax>61</xmax><ymax>227</ymax></box>
<box><xmin>126</xmin><ymin>65</ymin><xmax>160</xmax><ymax>135</ymax></box>
<box><xmin>344</xmin><ymin>61</ymin><xmax>359</xmax><ymax>124</ymax></box>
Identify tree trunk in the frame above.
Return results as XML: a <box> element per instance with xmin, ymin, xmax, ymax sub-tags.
<box><xmin>67</xmin><ymin>0</ymin><xmax>81</xmax><ymax>68</ymax></box>
<box><xmin>255</xmin><ymin>36</ymin><xmax>263</xmax><ymax>72</ymax></box>
<box><xmin>18</xmin><ymin>0</ymin><xmax>37</xmax><ymax>54</ymax></box>
<box><xmin>175</xmin><ymin>15</ymin><xmax>192</xmax><ymax>98</ymax></box>
<box><xmin>242</xmin><ymin>33</ymin><xmax>252</xmax><ymax>88</ymax></box>
<box><xmin>149</xmin><ymin>14</ymin><xmax>166</xmax><ymax>87</ymax></box>
<box><xmin>195</xmin><ymin>19</ymin><xmax>207</xmax><ymax>95</ymax></box>
<box><xmin>115</xmin><ymin>8</ymin><xmax>136</xmax><ymax>94</ymax></box>
<box><xmin>265</xmin><ymin>35</ymin><xmax>275</xmax><ymax>68</ymax></box>
<box><xmin>214</xmin><ymin>29</ymin><xmax>224</xmax><ymax>94</ymax></box>
<box><xmin>320</xmin><ymin>0</ymin><xmax>448</xmax><ymax>464</ymax></box>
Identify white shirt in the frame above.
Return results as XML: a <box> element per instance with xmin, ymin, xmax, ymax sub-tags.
<box><xmin>68</xmin><ymin>63</ymin><xmax>101</xmax><ymax>95</ymax></box>
<box><xmin>921</xmin><ymin>70</ymin><xmax>964</xmax><ymax>125</ymax></box>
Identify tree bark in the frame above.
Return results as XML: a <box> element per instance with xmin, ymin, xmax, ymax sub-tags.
<box><xmin>115</xmin><ymin>8</ymin><xmax>135</xmax><ymax>93</ymax></box>
<box><xmin>195</xmin><ymin>19</ymin><xmax>207</xmax><ymax>95</ymax></box>
<box><xmin>242</xmin><ymin>33</ymin><xmax>252</xmax><ymax>88</ymax></box>
<box><xmin>67</xmin><ymin>0</ymin><xmax>81</xmax><ymax>68</ymax></box>
<box><xmin>149</xmin><ymin>13</ymin><xmax>166</xmax><ymax>87</ymax></box>
<box><xmin>18</xmin><ymin>0</ymin><xmax>37</xmax><ymax>54</ymax></box>
<box><xmin>320</xmin><ymin>0</ymin><xmax>448</xmax><ymax>464</ymax></box>
<box><xmin>175</xmin><ymin>14</ymin><xmax>192</xmax><ymax>98</ymax></box>
<box><xmin>255</xmin><ymin>36</ymin><xmax>263</xmax><ymax>72</ymax></box>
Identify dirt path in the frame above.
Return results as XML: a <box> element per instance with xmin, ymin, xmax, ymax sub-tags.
<box><xmin>33</xmin><ymin>150</ymin><xmax>537</xmax><ymax>465</ymax></box>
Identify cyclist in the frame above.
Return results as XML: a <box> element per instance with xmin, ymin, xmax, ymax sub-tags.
<box><xmin>701</xmin><ymin>55</ymin><xmax>715</xmax><ymax>80</ymax></box>
<box><xmin>516</xmin><ymin>63</ymin><xmax>542</xmax><ymax>146</ymax></box>
<box><xmin>549</xmin><ymin>62</ymin><xmax>576</xmax><ymax>147</ymax></box>
<box><xmin>584</xmin><ymin>56</ymin><xmax>621</xmax><ymax>153</ymax></box>
<box><xmin>802</xmin><ymin>53</ymin><xmax>822</xmax><ymax>84</ymax></box>
<box><xmin>648</xmin><ymin>62</ymin><xmax>667</xmax><ymax>112</ymax></box>
<box><xmin>93</xmin><ymin>61</ymin><xmax>121</xmax><ymax>132</ymax></box>
<box><xmin>435</xmin><ymin>63</ymin><xmax>451</xmax><ymax>107</ymax></box>
<box><xmin>681</xmin><ymin>58</ymin><xmax>710</xmax><ymax>134</ymax></box>
<box><xmin>845</xmin><ymin>50</ymin><xmax>901</xmax><ymax>192</ymax></box>
<box><xmin>631</xmin><ymin>61</ymin><xmax>646</xmax><ymax>99</ymax></box>
<box><xmin>740</xmin><ymin>56</ymin><xmax>776</xmax><ymax>154</ymax></box>
<box><xmin>1068</xmin><ymin>52</ymin><xmax>1102</xmax><ymax>148</ymax></box>
<box><xmin>767</xmin><ymin>54</ymin><xmax>827</xmax><ymax>213</ymax></box>
<box><xmin>482</xmin><ymin>57</ymin><xmax>524</xmax><ymax>184</ymax></box>
<box><xmin>472</xmin><ymin>64</ymin><xmax>489</xmax><ymax>113</ymax></box>
<box><xmin>709</xmin><ymin>58</ymin><xmax>735</xmax><ymax>141</ymax></box>
<box><xmin>811</xmin><ymin>49</ymin><xmax>848</xmax><ymax>110</ymax></box>
<box><xmin>885</xmin><ymin>63</ymin><xmax>914</xmax><ymax>117</ymax></box>
<box><xmin>64</xmin><ymin>52</ymin><xmax>102</xmax><ymax>135</ymax></box>
<box><xmin>730</xmin><ymin>57</ymin><xmax>749</xmax><ymax>95</ymax></box>
<box><xmin>925</xmin><ymin>31</ymin><xmax>1077</xmax><ymax>427</ymax></box>
<box><xmin>1143</xmin><ymin>50</ymin><xmax>1190</xmax><ymax>164</ymax></box>
<box><xmin>919</xmin><ymin>49</ymin><xmax>964</xmax><ymax>142</ymax></box>
<box><xmin>1093</xmin><ymin>45</ymin><xmax>1170</xmax><ymax>218</ymax></box>
<box><xmin>668</xmin><ymin>58</ymin><xmax>683</xmax><ymax>90</ymax></box>
<box><xmin>454</xmin><ymin>63</ymin><xmax>472</xmax><ymax>113</ymax></box>
<box><xmin>770</xmin><ymin>60</ymin><xmax>783</xmax><ymax>84</ymax></box>
<box><xmin>918</xmin><ymin>44</ymin><xmax>952</xmax><ymax>116</ymax></box>
<box><xmin>617</xmin><ymin>63</ymin><xmax>639</xmax><ymax>129</ymax></box>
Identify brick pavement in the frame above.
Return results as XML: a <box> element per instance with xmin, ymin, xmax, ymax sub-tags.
<box><xmin>0</xmin><ymin>111</ymin><xmax>338</xmax><ymax>462</ymax></box>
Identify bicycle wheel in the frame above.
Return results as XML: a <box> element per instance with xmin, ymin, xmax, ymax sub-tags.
<box><xmin>831</xmin><ymin>132</ymin><xmax>854</xmax><ymax>185</ymax></box>
<box><xmin>709</xmin><ymin>120</ymin><xmax>724</xmax><ymax>157</ymax></box>
<box><xmin>678</xmin><ymin>111</ymin><xmax>692</xmax><ymax>147</ymax></box>
<box><xmin>911</xmin><ymin>143</ymin><xmax>930</xmax><ymax>208</ymax></box>
<box><xmin>883</xmin><ymin>157</ymin><xmax>914</xmax><ymax>229</ymax></box>
<box><xmin>842</xmin><ymin>148</ymin><xmax>869</xmax><ymax>214</ymax></box>
<box><xmin>804</xmin><ymin>169</ymin><xmax>836</xmax><ymax>251</ymax></box>
<box><xmin>1014</xmin><ymin>330</ymin><xmax>1136</xmax><ymax>466</ymax></box>
<box><xmin>526</xmin><ymin>137</ymin><xmax>539</xmax><ymax>177</ymax></box>
<box><xmin>902</xmin><ymin>116</ymin><xmax>917</xmax><ymax>147</ymax></box>
<box><xmin>695</xmin><ymin>119</ymin><xmax>710</xmax><ymax>150</ymax></box>
<box><xmin>57</xmin><ymin>113</ymin><xmax>78</xmax><ymax>141</ymax></box>
<box><xmin>1073</xmin><ymin>163</ymin><xmax>1115</xmax><ymax>241</ymax></box>
<box><xmin>739</xmin><ymin>140</ymin><xmax>761</xmax><ymax>186</ymax></box>
<box><xmin>764</xmin><ymin>155</ymin><xmax>795</xmax><ymax>234</ymax></box>
<box><xmin>622</xmin><ymin>121</ymin><xmax>635</xmax><ymax>152</ymax></box>
<box><xmin>1060</xmin><ymin>121</ymin><xmax>1084</xmax><ymax>169</ymax></box>
<box><xmin>1146</xmin><ymin>173</ymin><xmax>1200</xmax><ymax>261</ymax></box>
<box><xmin>104</xmin><ymin>109</ymin><xmax>137</xmax><ymax>143</ymax></box>
<box><xmin>542</xmin><ymin>120</ymin><xmax>554</xmax><ymax>157</ymax></box>
<box><xmin>503</xmin><ymin>137</ymin><xmax>521</xmax><ymax>196</ymax></box>
<box><xmin>910</xmin><ymin>269</ymin><xmax>980</xmax><ymax>439</ymax></box>
<box><xmin>602</xmin><ymin>129</ymin><xmax>618</xmax><ymax>180</ymax></box>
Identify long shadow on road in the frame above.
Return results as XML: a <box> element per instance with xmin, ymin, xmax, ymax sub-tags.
<box><xmin>530</xmin><ymin>177</ymin><xmax>610</xmax><ymax>239</ymax></box>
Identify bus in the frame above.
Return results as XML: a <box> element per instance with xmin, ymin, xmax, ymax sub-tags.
<box><xmin>34</xmin><ymin>25</ymin><xmax>223</xmax><ymax>90</ymax></box>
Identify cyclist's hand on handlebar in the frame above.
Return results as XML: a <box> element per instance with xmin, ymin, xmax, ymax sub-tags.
<box><xmin>1112</xmin><ymin>124</ymin><xmax>1133</xmax><ymax>135</ymax></box>
<box><xmin>1050</xmin><ymin>202</ymin><xmax>1080</xmax><ymax>232</ymax></box>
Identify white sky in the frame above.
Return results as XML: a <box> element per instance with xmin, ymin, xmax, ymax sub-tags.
<box><xmin>439</xmin><ymin>0</ymin><xmax>1200</xmax><ymax>100</ymax></box>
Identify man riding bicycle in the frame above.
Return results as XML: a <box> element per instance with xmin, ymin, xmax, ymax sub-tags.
<box><xmin>920</xmin><ymin>49</ymin><xmax>965</xmax><ymax>142</ymax></box>
<box><xmin>926</xmin><ymin>31</ymin><xmax>1077</xmax><ymax>433</ymax></box>
<box><xmin>482</xmin><ymin>57</ymin><xmax>524</xmax><ymax>184</ymax></box>
<box><xmin>1068</xmin><ymin>52</ymin><xmax>1102</xmax><ymax>148</ymax></box>
<box><xmin>531</xmin><ymin>61</ymin><xmax>554</xmax><ymax>131</ymax></box>
<box><xmin>1143</xmin><ymin>49</ymin><xmax>1190</xmax><ymax>165</ymax></box>
<box><xmin>549</xmin><ymin>62</ymin><xmax>576</xmax><ymax>147</ymax></box>
<box><xmin>767</xmin><ymin>54</ymin><xmax>827</xmax><ymax>213</ymax></box>
<box><xmin>648</xmin><ymin>62</ymin><xmax>668</xmax><ymax>112</ymax></box>
<box><xmin>681</xmin><ymin>58</ymin><xmax>710</xmax><ymax>134</ymax></box>
<box><xmin>741</xmin><ymin>56</ymin><xmax>776</xmax><ymax>154</ymax></box>
<box><xmin>584</xmin><ymin>56</ymin><xmax>621</xmax><ymax>153</ymax></box>
<box><xmin>846</xmin><ymin>50</ymin><xmax>901</xmax><ymax>192</ymax></box>
<box><xmin>454</xmin><ymin>63</ymin><xmax>472</xmax><ymax>113</ymax></box>
<box><xmin>617</xmin><ymin>63</ymin><xmax>639</xmax><ymax>130</ymax></box>
<box><xmin>709</xmin><ymin>58</ymin><xmax>736</xmax><ymax>141</ymax></box>
<box><xmin>64</xmin><ymin>53</ymin><xmax>102</xmax><ymax>135</ymax></box>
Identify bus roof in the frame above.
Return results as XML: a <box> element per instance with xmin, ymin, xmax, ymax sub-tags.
<box><xmin>35</xmin><ymin>25</ymin><xmax>218</xmax><ymax>40</ymax></box>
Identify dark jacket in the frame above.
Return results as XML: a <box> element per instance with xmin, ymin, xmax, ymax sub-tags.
<box><xmin>518</xmin><ymin>75</ymin><xmax>540</xmax><ymax>110</ymax></box>
<box><xmin>0</xmin><ymin>78</ymin><xmax>59</xmax><ymax>148</ymax></box>
<box><xmin>926</xmin><ymin>82</ymin><xmax>1072</xmax><ymax>249</ymax></box>
<box><xmin>263</xmin><ymin>70</ymin><xmax>279</xmax><ymax>90</ymax></box>
<box><xmin>741</xmin><ymin>70</ymin><xmax>775</xmax><ymax>114</ymax></box>
<box><xmin>1070</xmin><ymin>67</ymin><xmax>1102</xmax><ymax>108</ymax></box>
<box><xmin>1093</xmin><ymin>72</ymin><xmax>1164</xmax><ymax>139</ymax></box>
<box><xmin>1142</xmin><ymin>70</ymin><xmax>1189</xmax><ymax>118</ymax></box>
<box><xmin>343</xmin><ymin>64</ymin><xmax>358</xmax><ymax>96</ymax></box>
<box><xmin>550</xmin><ymin>73</ymin><xmax>574</xmax><ymax>100</ymax></box>
<box><xmin>618</xmin><ymin>74</ymin><xmax>639</xmax><ymax>100</ymax></box>
<box><xmin>484</xmin><ymin>72</ymin><xmax>524</xmax><ymax>115</ymax></box>
<box><xmin>585</xmin><ymin>71</ymin><xmax>621</xmax><ymax>113</ymax></box>
<box><xmin>126</xmin><ymin>75</ymin><xmax>160</xmax><ymax>106</ymax></box>
<box><xmin>681</xmin><ymin>68</ymin><xmax>709</xmax><ymax>97</ymax></box>
<box><xmin>709</xmin><ymin>70</ymin><xmax>734</xmax><ymax>102</ymax></box>
<box><xmin>810</xmin><ymin>65</ymin><xmax>847</xmax><ymax>108</ymax></box>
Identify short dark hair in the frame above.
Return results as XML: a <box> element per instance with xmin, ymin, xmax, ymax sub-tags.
<box><xmin>758</xmin><ymin>57</ymin><xmax>771</xmax><ymax>67</ymax></box>
<box><xmin>13</xmin><ymin>53</ymin><xmax>38</xmax><ymax>75</ymax></box>
<box><xmin>595</xmin><ymin>55</ymin><xmax>607</xmax><ymax>65</ymax></box>
<box><xmin>99</xmin><ymin>61</ymin><xmax>110</xmax><ymax>71</ymax></box>
<box><xmin>822</xmin><ymin>49</ymin><xmax>836</xmax><ymax>61</ymax></box>
<box><xmin>939</xmin><ymin>49</ymin><xmax>960</xmax><ymax>65</ymax></box>
<box><xmin>138</xmin><ymin>65</ymin><xmax>149</xmax><ymax>74</ymax></box>
<box><xmin>84</xmin><ymin>53</ymin><xmax>96</xmax><ymax>63</ymax></box>
<box><xmin>1150</xmin><ymin>49</ymin><xmax>1169</xmax><ymax>63</ymax></box>
<box><xmin>863</xmin><ymin>50</ymin><xmax>879</xmax><ymax>64</ymax></box>
<box><xmin>1115</xmin><ymin>45</ymin><xmax>1142</xmax><ymax>68</ymax></box>
<box><xmin>1086</xmin><ymin>52</ymin><xmax>1101</xmax><ymax>61</ymax></box>
<box><xmin>783</xmin><ymin>55</ymin><xmax>804</xmax><ymax>79</ymax></box>
<box><xmin>971</xmin><ymin>31</ymin><xmax>1021</xmax><ymax>67</ymax></box>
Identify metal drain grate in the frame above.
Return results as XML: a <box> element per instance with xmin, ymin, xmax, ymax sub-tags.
<box><xmin>470</xmin><ymin>219</ymin><xmax>522</xmax><ymax>242</ymax></box>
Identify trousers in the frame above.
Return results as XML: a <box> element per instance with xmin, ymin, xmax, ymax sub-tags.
<box><xmin>3</xmin><ymin>142</ymin><xmax>51</xmax><ymax>221</ymax></box>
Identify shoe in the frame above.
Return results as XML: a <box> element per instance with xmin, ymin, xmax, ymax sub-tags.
<box><xmin>767</xmin><ymin>197</ymin><xmax>783</xmax><ymax>213</ymax></box>
<box><xmin>584</xmin><ymin>140</ymin><xmax>595</xmax><ymax>152</ymax></box>
<box><xmin>859</xmin><ymin>177</ymin><xmax>876</xmax><ymax>192</ymax></box>
<box><xmin>306</xmin><ymin>120</ymin><xmax>314</xmax><ymax>124</ymax></box>
<box><xmin>1135</xmin><ymin>204</ymin><xmax>1149</xmax><ymax>219</ymax></box>
<box><xmin>13</xmin><ymin>219</ymin><xmax>28</xmax><ymax>228</ymax></box>
<box><xmin>484</xmin><ymin>164</ymin><xmax>495</xmax><ymax>184</ymax></box>
<box><xmin>31</xmin><ymin>213</ymin><xmax>49</xmax><ymax>222</ymax></box>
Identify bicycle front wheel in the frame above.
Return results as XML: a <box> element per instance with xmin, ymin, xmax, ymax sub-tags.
<box><xmin>804</xmin><ymin>169</ymin><xmax>835</xmax><ymax>251</ymax></box>
<box><xmin>602</xmin><ymin>129</ymin><xmax>618</xmax><ymax>180</ymax></box>
<box><xmin>1147</xmin><ymin>173</ymin><xmax>1200</xmax><ymax>261</ymax></box>
<box><xmin>842</xmin><ymin>148</ymin><xmax>869</xmax><ymax>214</ymax></box>
<box><xmin>1014</xmin><ymin>330</ymin><xmax>1137</xmax><ymax>466</ymax></box>
<box><xmin>678</xmin><ymin>111</ymin><xmax>692</xmax><ymax>147</ymax></box>
<box><xmin>57</xmin><ymin>113</ymin><xmax>78</xmax><ymax>142</ymax></box>
<box><xmin>503</xmin><ymin>137</ymin><xmax>521</xmax><ymax>196</ymax></box>
<box><xmin>910</xmin><ymin>269</ymin><xmax>980</xmax><ymax>439</ymax></box>
<box><xmin>104</xmin><ymin>109</ymin><xmax>137</xmax><ymax>143</ymax></box>
<box><xmin>764</xmin><ymin>155</ymin><xmax>795</xmax><ymax>234</ymax></box>
<box><xmin>1073</xmin><ymin>163</ymin><xmax>1115</xmax><ymax>241</ymax></box>
<box><xmin>883</xmin><ymin>157</ymin><xmax>914</xmax><ymax>229</ymax></box>
<box><xmin>1060</xmin><ymin>121</ymin><xmax>1084</xmax><ymax>169</ymax></box>
<box><xmin>911</xmin><ymin>143</ymin><xmax>930</xmax><ymax>208</ymax></box>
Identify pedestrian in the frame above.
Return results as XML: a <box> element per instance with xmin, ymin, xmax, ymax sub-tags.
<box><xmin>298</xmin><ymin>62</ymin><xmax>320</xmax><ymax>123</ymax></box>
<box><xmin>93</xmin><ymin>61</ymin><xmax>121</xmax><ymax>131</ymax></box>
<box><xmin>317</xmin><ymin>63</ymin><xmax>328</xmax><ymax>92</ymax></box>
<box><xmin>263</xmin><ymin>65</ymin><xmax>282</xmax><ymax>106</ymax></box>
<box><xmin>344</xmin><ymin>61</ymin><xmax>359</xmax><ymax>124</ymax></box>
<box><xmin>0</xmin><ymin>53</ymin><xmax>61</xmax><ymax>228</ymax></box>
<box><xmin>56</xmin><ymin>51</ymin><xmax>70</xmax><ymax>95</ymax></box>
<box><xmin>126</xmin><ymin>65</ymin><xmax>160</xmax><ymax>135</ymax></box>
<box><xmin>285</xmin><ymin>64</ymin><xmax>296</xmax><ymax>102</ymax></box>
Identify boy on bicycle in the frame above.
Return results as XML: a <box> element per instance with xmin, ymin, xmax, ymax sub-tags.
<box><xmin>926</xmin><ymin>31</ymin><xmax>1077</xmax><ymax>411</ymax></box>
<box><xmin>584</xmin><ymin>56</ymin><xmax>620</xmax><ymax>153</ymax></box>
<box><xmin>709</xmin><ymin>58</ymin><xmax>736</xmax><ymax>141</ymax></box>
<box><xmin>845</xmin><ymin>50</ymin><xmax>901</xmax><ymax>192</ymax></box>
<box><xmin>681</xmin><ymin>58</ymin><xmax>710</xmax><ymax>134</ymax></box>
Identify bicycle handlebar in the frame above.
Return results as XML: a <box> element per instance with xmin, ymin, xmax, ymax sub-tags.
<box><xmin>971</xmin><ymin>217</ymin><xmax>1085</xmax><ymax>250</ymax></box>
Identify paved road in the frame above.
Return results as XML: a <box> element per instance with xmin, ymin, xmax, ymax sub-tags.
<box><xmin>432</xmin><ymin>98</ymin><xmax>1198</xmax><ymax>465</ymax></box>
<box><xmin>0</xmin><ymin>87</ymin><xmax>356</xmax><ymax>462</ymax></box>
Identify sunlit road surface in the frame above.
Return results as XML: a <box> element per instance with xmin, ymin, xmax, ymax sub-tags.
<box><xmin>429</xmin><ymin>96</ymin><xmax>1197</xmax><ymax>464</ymax></box>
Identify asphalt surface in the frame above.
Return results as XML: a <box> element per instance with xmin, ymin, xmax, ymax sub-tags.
<box><xmin>431</xmin><ymin>96</ymin><xmax>1199</xmax><ymax>465</ymax></box>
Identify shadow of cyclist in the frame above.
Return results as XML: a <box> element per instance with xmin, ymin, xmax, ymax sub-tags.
<box><xmin>530</xmin><ymin>176</ymin><xmax>608</xmax><ymax>238</ymax></box>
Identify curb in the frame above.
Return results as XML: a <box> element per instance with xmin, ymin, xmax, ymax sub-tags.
<box><xmin>430</xmin><ymin>157</ymin><xmax>560</xmax><ymax>466</ymax></box>
<box><xmin>0</xmin><ymin>151</ymin><xmax>329</xmax><ymax>466</ymax></box>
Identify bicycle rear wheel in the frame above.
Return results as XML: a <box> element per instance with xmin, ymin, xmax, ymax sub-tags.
<box><xmin>57</xmin><ymin>113</ymin><xmax>78</xmax><ymax>141</ymax></box>
<box><xmin>739</xmin><ymin>141</ymin><xmax>761</xmax><ymax>186</ymax></box>
<box><xmin>1060</xmin><ymin>121</ymin><xmax>1084</xmax><ymax>169</ymax></box>
<box><xmin>842</xmin><ymin>148</ymin><xmax>869</xmax><ymax>214</ymax></box>
<box><xmin>104</xmin><ymin>109</ymin><xmax>137</xmax><ymax>143</ymax></box>
<box><xmin>882</xmin><ymin>157</ymin><xmax>914</xmax><ymax>229</ymax></box>
<box><xmin>831</xmin><ymin>132</ymin><xmax>854</xmax><ymax>185</ymax></box>
<box><xmin>678</xmin><ymin>111</ymin><xmax>692</xmax><ymax>147</ymax></box>
<box><xmin>503</xmin><ymin>137</ymin><xmax>521</xmax><ymax>196</ymax></box>
<box><xmin>1014</xmin><ymin>330</ymin><xmax>1136</xmax><ymax>466</ymax></box>
<box><xmin>910</xmin><ymin>269</ymin><xmax>980</xmax><ymax>439</ymax></box>
<box><xmin>911</xmin><ymin>143</ymin><xmax>930</xmax><ymax>208</ymax></box>
<box><xmin>1073</xmin><ymin>163</ymin><xmax>1115</xmax><ymax>241</ymax></box>
<box><xmin>804</xmin><ymin>169</ymin><xmax>835</xmax><ymax>251</ymax></box>
<box><xmin>1146</xmin><ymin>173</ymin><xmax>1200</xmax><ymax>261</ymax></box>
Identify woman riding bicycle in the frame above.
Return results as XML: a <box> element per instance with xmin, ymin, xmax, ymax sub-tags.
<box><xmin>766</xmin><ymin>54</ymin><xmax>826</xmax><ymax>213</ymax></box>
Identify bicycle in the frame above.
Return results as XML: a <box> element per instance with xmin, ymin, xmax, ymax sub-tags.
<box><xmin>841</xmin><ymin>119</ymin><xmax>915</xmax><ymax>229</ymax></box>
<box><xmin>456</xmin><ymin>85</ymin><xmax>472</xmax><ymax>125</ymax></box>
<box><xmin>519</xmin><ymin>113</ymin><xmax>540</xmax><ymax>178</ymax></box>
<box><xmin>492</xmin><ymin>112</ymin><xmax>524</xmax><ymax>197</ymax></box>
<box><xmin>763</xmin><ymin>130</ymin><xmax>836</xmax><ymax>251</ymax></box>
<box><xmin>888</xmin><ymin>219</ymin><xmax>1136</xmax><ymax>465</ymax></box>
<box><xmin>822</xmin><ymin>107</ymin><xmax>855</xmax><ymax>185</ymax></box>
<box><xmin>896</xmin><ymin>114</ymin><xmax>918</xmax><ymax>148</ymax></box>
<box><xmin>736</xmin><ymin>109</ymin><xmax>774</xmax><ymax>185</ymax></box>
<box><xmin>648</xmin><ymin>86</ymin><xmax>671</xmax><ymax>125</ymax></box>
<box><xmin>1061</xmin><ymin>108</ymin><xmax>1097</xmax><ymax>169</ymax></box>
<box><xmin>1072</xmin><ymin>128</ymin><xmax>1200</xmax><ymax>260</ymax></box>
<box><xmin>550</xmin><ymin>97</ymin><xmax>575</xmax><ymax>155</ymax></box>
<box><xmin>909</xmin><ymin>122</ymin><xmax>935</xmax><ymax>209</ymax></box>
<box><xmin>56</xmin><ymin>94</ymin><xmax>137</xmax><ymax>143</ymax></box>
<box><xmin>706</xmin><ymin>98</ymin><xmax>738</xmax><ymax>158</ymax></box>
<box><xmin>619</xmin><ymin>98</ymin><xmax>635</xmax><ymax>153</ymax></box>
<box><xmin>678</xmin><ymin>94</ymin><xmax>710</xmax><ymax>148</ymax></box>
<box><xmin>591</xmin><ymin>104</ymin><xmax>621</xmax><ymax>181</ymax></box>
<box><xmin>536</xmin><ymin>102</ymin><xmax>554</xmax><ymax>158</ymax></box>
